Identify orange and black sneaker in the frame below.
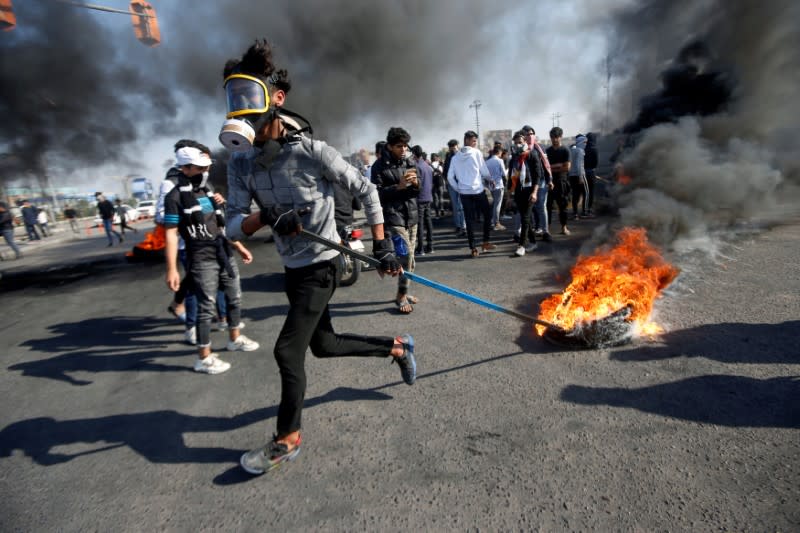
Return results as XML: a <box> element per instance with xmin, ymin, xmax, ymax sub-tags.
<box><xmin>240</xmin><ymin>434</ymin><xmax>302</xmax><ymax>475</ymax></box>
<box><xmin>392</xmin><ymin>334</ymin><xmax>417</xmax><ymax>385</ymax></box>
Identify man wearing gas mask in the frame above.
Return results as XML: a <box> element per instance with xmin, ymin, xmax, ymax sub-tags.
<box><xmin>222</xmin><ymin>39</ymin><xmax>418</xmax><ymax>475</ymax></box>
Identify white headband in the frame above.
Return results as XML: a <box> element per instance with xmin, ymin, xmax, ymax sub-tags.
<box><xmin>175</xmin><ymin>146</ymin><xmax>212</xmax><ymax>167</ymax></box>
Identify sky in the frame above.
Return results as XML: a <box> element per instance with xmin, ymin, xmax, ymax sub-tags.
<box><xmin>1</xmin><ymin>0</ymin><xmax>798</xmax><ymax>254</ymax></box>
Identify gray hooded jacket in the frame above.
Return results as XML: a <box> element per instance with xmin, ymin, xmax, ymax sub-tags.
<box><xmin>226</xmin><ymin>134</ymin><xmax>384</xmax><ymax>269</ymax></box>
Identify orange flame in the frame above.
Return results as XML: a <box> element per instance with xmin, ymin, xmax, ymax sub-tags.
<box><xmin>536</xmin><ymin>228</ymin><xmax>678</xmax><ymax>336</ymax></box>
<box><xmin>134</xmin><ymin>223</ymin><xmax>166</xmax><ymax>251</ymax></box>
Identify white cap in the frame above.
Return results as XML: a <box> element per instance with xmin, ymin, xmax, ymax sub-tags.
<box><xmin>175</xmin><ymin>146</ymin><xmax>212</xmax><ymax>167</ymax></box>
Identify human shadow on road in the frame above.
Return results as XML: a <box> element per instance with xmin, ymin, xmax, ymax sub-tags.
<box><xmin>561</xmin><ymin>374</ymin><xmax>800</xmax><ymax>428</ymax></box>
<box><xmin>0</xmin><ymin>387</ymin><xmax>393</xmax><ymax>470</ymax></box>
<box><xmin>240</xmin><ymin>272</ymin><xmax>285</xmax><ymax>294</ymax></box>
<box><xmin>8</xmin><ymin>348</ymin><xmax>191</xmax><ymax>386</ymax></box>
<box><xmin>19</xmin><ymin>316</ymin><xmax>177</xmax><ymax>354</ymax></box>
<box><xmin>611</xmin><ymin>321</ymin><xmax>800</xmax><ymax>365</ymax></box>
<box><xmin>11</xmin><ymin>316</ymin><xmax>189</xmax><ymax>385</ymax></box>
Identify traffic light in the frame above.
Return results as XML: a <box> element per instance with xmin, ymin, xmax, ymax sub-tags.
<box><xmin>0</xmin><ymin>0</ymin><xmax>16</xmax><ymax>32</ymax></box>
<box><xmin>129</xmin><ymin>0</ymin><xmax>160</xmax><ymax>47</ymax></box>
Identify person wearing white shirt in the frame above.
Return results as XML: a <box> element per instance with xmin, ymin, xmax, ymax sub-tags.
<box><xmin>446</xmin><ymin>130</ymin><xmax>496</xmax><ymax>257</ymax></box>
<box><xmin>485</xmin><ymin>146</ymin><xmax>507</xmax><ymax>230</ymax></box>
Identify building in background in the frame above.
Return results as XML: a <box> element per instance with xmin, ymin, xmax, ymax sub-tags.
<box><xmin>483</xmin><ymin>129</ymin><xmax>513</xmax><ymax>152</ymax></box>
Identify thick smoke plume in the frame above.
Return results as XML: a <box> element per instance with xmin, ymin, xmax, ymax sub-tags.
<box><xmin>0</xmin><ymin>0</ymin><xmax>509</xmax><ymax>190</ymax></box>
<box><xmin>0</xmin><ymin>2</ymin><xmax>179</xmax><ymax>181</ymax></box>
<box><xmin>603</xmin><ymin>0</ymin><xmax>800</xmax><ymax>250</ymax></box>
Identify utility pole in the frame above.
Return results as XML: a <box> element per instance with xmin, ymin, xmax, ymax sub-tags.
<box><xmin>603</xmin><ymin>53</ymin><xmax>612</xmax><ymax>134</ymax></box>
<box><xmin>551</xmin><ymin>112</ymin><xmax>562</xmax><ymax>128</ymax></box>
<box><xmin>469</xmin><ymin>99</ymin><xmax>482</xmax><ymax>148</ymax></box>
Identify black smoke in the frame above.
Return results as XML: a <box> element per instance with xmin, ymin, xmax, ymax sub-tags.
<box><xmin>623</xmin><ymin>40</ymin><xmax>734</xmax><ymax>134</ymax></box>
<box><xmin>0</xmin><ymin>2</ymin><xmax>180</xmax><ymax>180</ymax></box>
<box><xmin>600</xmin><ymin>0</ymin><xmax>800</xmax><ymax>250</ymax></box>
<box><xmin>0</xmin><ymin>0</ymin><xmax>510</xmax><ymax>190</ymax></box>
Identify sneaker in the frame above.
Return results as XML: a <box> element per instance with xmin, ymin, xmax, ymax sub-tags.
<box><xmin>525</xmin><ymin>242</ymin><xmax>538</xmax><ymax>252</ymax></box>
<box><xmin>240</xmin><ymin>434</ymin><xmax>302</xmax><ymax>475</ymax></box>
<box><xmin>542</xmin><ymin>232</ymin><xmax>553</xmax><ymax>242</ymax></box>
<box><xmin>193</xmin><ymin>354</ymin><xmax>230</xmax><ymax>374</ymax></box>
<box><xmin>534</xmin><ymin>228</ymin><xmax>544</xmax><ymax>236</ymax></box>
<box><xmin>560</xmin><ymin>226</ymin><xmax>571</xmax><ymax>235</ymax></box>
<box><xmin>217</xmin><ymin>321</ymin><xmax>246</xmax><ymax>331</ymax></box>
<box><xmin>515</xmin><ymin>246</ymin><xmax>525</xmax><ymax>257</ymax></box>
<box><xmin>184</xmin><ymin>327</ymin><xmax>197</xmax><ymax>346</ymax></box>
<box><xmin>392</xmin><ymin>334</ymin><xmax>417</xmax><ymax>385</ymax></box>
<box><xmin>424</xmin><ymin>246</ymin><xmax>434</xmax><ymax>254</ymax></box>
<box><xmin>494</xmin><ymin>223</ymin><xmax>506</xmax><ymax>230</ymax></box>
<box><xmin>227</xmin><ymin>334</ymin><xmax>259</xmax><ymax>352</ymax></box>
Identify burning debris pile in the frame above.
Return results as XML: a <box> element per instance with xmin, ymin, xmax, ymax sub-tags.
<box><xmin>537</xmin><ymin>228</ymin><xmax>679</xmax><ymax>348</ymax></box>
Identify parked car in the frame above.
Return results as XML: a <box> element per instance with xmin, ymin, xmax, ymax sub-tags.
<box><xmin>136</xmin><ymin>200</ymin><xmax>156</xmax><ymax>218</ymax></box>
<box><xmin>94</xmin><ymin>204</ymin><xmax>137</xmax><ymax>226</ymax></box>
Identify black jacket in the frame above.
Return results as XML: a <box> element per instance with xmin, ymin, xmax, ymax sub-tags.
<box><xmin>0</xmin><ymin>209</ymin><xmax>14</xmax><ymax>231</ymax></box>
<box><xmin>584</xmin><ymin>133</ymin><xmax>599</xmax><ymax>170</ymax></box>
<box><xmin>508</xmin><ymin>149</ymin><xmax>544</xmax><ymax>195</ymax></box>
<box><xmin>371</xmin><ymin>148</ymin><xmax>419</xmax><ymax>228</ymax></box>
<box><xmin>97</xmin><ymin>200</ymin><xmax>115</xmax><ymax>220</ymax></box>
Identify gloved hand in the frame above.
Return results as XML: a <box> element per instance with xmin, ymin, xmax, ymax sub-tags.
<box><xmin>259</xmin><ymin>206</ymin><xmax>308</xmax><ymax>236</ymax></box>
<box><xmin>372</xmin><ymin>238</ymin><xmax>401</xmax><ymax>275</ymax></box>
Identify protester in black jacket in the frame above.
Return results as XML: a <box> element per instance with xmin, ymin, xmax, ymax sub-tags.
<box><xmin>584</xmin><ymin>132</ymin><xmax>599</xmax><ymax>216</ymax></box>
<box><xmin>96</xmin><ymin>193</ymin><xmax>122</xmax><ymax>246</ymax></box>
<box><xmin>371</xmin><ymin>127</ymin><xmax>420</xmax><ymax>313</ymax></box>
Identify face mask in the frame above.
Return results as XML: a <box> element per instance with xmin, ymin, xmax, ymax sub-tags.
<box><xmin>219</xmin><ymin>73</ymin><xmax>313</xmax><ymax>152</ymax></box>
<box><xmin>189</xmin><ymin>170</ymin><xmax>209</xmax><ymax>189</ymax></box>
<box><xmin>512</xmin><ymin>142</ymin><xmax>526</xmax><ymax>155</ymax></box>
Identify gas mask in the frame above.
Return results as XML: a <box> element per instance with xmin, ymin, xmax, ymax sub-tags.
<box><xmin>219</xmin><ymin>73</ymin><xmax>313</xmax><ymax>152</ymax></box>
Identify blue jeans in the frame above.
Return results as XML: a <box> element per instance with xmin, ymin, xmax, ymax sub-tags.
<box><xmin>490</xmin><ymin>188</ymin><xmax>504</xmax><ymax>227</ymax></box>
<box><xmin>102</xmin><ymin>219</ymin><xmax>121</xmax><ymax>244</ymax></box>
<box><xmin>448</xmin><ymin>186</ymin><xmax>465</xmax><ymax>230</ymax></box>
<box><xmin>2</xmin><ymin>229</ymin><xmax>21</xmax><ymax>257</ymax></box>
<box><xmin>533</xmin><ymin>181</ymin><xmax>549</xmax><ymax>233</ymax></box>
<box><xmin>24</xmin><ymin>224</ymin><xmax>40</xmax><ymax>241</ymax></box>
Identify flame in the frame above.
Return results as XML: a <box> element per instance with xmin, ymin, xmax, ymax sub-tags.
<box><xmin>134</xmin><ymin>223</ymin><xmax>166</xmax><ymax>251</ymax></box>
<box><xmin>536</xmin><ymin>228</ymin><xmax>679</xmax><ymax>337</ymax></box>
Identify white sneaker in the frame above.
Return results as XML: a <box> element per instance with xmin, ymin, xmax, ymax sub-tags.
<box><xmin>525</xmin><ymin>243</ymin><xmax>538</xmax><ymax>252</ymax></box>
<box><xmin>193</xmin><ymin>354</ymin><xmax>231</xmax><ymax>374</ymax></box>
<box><xmin>515</xmin><ymin>246</ymin><xmax>525</xmax><ymax>257</ymax></box>
<box><xmin>215</xmin><ymin>321</ymin><xmax>245</xmax><ymax>331</ymax></box>
<box><xmin>184</xmin><ymin>327</ymin><xmax>197</xmax><ymax>346</ymax></box>
<box><xmin>227</xmin><ymin>334</ymin><xmax>259</xmax><ymax>352</ymax></box>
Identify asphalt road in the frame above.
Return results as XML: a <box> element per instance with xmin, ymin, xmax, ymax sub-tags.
<box><xmin>1</xmin><ymin>214</ymin><xmax>798</xmax><ymax>531</ymax></box>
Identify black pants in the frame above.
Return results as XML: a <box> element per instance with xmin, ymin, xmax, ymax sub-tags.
<box><xmin>569</xmin><ymin>174</ymin><xmax>589</xmax><ymax>216</ymax></box>
<box><xmin>460</xmin><ymin>192</ymin><xmax>492</xmax><ymax>250</ymax></box>
<box><xmin>514</xmin><ymin>188</ymin><xmax>536</xmax><ymax>247</ymax></box>
<box><xmin>275</xmin><ymin>260</ymin><xmax>394</xmax><ymax>434</ymax></box>
<box><xmin>416</xmin><ymin>201</ymin><xmax>434</xmax><ymax>252</ymax></box>
<box><xmin>585</xmin><ymin>169</ymin><xmax>596</xmax><ymax>212</ymax></box>
<box><xmin>118</xmin><ymin>220</ymin><xmax>136</xmax><ymax>234</ymax></box>
<box><xmin>547</xmin><ymin>176</ymin><xmax>570</xmax><ymax>227</ymax></box>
